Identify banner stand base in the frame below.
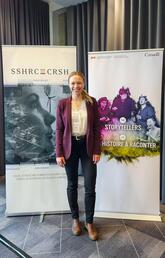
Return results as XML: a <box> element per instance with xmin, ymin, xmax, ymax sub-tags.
<box><xmin>5</xmin><ymin>211</ymin><xmax>70</xmax><ymax>217</ymax></box>
<box><xmin>94</xmin><ymin>212</ymin><xmax>162</xmax><ymax>221</ymax></box>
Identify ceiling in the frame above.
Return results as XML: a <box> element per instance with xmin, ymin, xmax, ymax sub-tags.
<box><xmin>48</xmin><ymin>0</ymin><xmax>87</xmax><ymax>7</ymax></box>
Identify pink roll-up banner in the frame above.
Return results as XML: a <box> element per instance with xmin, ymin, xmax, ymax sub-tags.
<box><xmin>88</xmin><ymin>49</ymin><xmax>163</xmax><ymax>221</ymax></box>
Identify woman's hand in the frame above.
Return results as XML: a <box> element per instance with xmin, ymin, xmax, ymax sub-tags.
<box><xmin>93</xmin><ymin>154</ymin><xmax>101</xmax><ymax>164</ymax></box>
<box><xmin>112</xmin><ymin>106</ymin><xmax>118</xmax><ymax>111</ymax></box>
<box><xmin>56</xmin><ymin>156</ymin><xmax>66</xmax><ymax>167</ymax></box>
<box><xmin>136</xmin><ymin>114</ymin><xmax>141</xmax><ymax>119</ymax></box>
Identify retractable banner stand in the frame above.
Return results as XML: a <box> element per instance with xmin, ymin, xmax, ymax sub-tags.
<box><xmin>88</xmin><ymin>49</ymin><xmax>163</xmax><ymax>221</ymax></box>
<box><xmin>2</xmin><ymin>46</ymin><xmax>76</xmax><ymax>215</ymax></box>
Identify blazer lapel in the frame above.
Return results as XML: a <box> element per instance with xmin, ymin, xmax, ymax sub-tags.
<box><xmin>67</xmin><ymin>96</ymin><xmax>72</xmax><ymax>131</ymax></box>
<box><xmin>86</xmin><ymin>101</ymin><xmax>91</xmax><ymax>134</ymax></box>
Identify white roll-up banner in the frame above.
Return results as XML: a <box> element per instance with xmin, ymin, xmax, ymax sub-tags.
<box><xmin>2</xmin><ymin>45</ymin><xmax>76</xmax><ymax>215</ymax></box>
<box><xmin>88</xmin><ymin>49</ymin><xmax>163</xmax><ymax>221</ymax></box>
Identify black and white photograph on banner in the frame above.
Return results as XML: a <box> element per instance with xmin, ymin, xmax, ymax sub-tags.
<box><xmin>98</xmin><ymin>87</ymin><xmax>160</xmax><ymax>163</ymax></box>
<box><xmin>4</xmin><ymin>84</ymin><xmax>70</xmax><ymax>164</ymax></box>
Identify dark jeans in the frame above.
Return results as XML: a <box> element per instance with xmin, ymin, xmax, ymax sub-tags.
<box><xmin>65</xmin><ymin>136</ymin><xmax>97</xmax><ymax>224</ymax></box>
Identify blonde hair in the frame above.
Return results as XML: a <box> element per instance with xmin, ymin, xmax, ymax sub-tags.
<box><xmin>68</xmin><ymin>71</ymin><xmax>93</xmax><ymax>104</ymax></box>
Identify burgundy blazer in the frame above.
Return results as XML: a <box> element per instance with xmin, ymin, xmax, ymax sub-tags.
<box><xmin>56</xmin><ymin>96</ymin><xmax>101</xmax><ymax>159</ymax></box>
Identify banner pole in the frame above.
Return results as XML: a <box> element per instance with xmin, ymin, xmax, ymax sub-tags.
<box><xmin>0</xmin><ymin>234</ymin><xmax>32</xmax><ymax>258</ymax></box>
<box><xmin>39</xmin><ymin>213</ymin><xmax>45</xmax><ymax>223</ymax></box>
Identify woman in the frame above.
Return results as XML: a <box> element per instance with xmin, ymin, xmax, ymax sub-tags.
<box><xmin>98</xmin><ymin>96</ymin><xmax>112</xmax><ymax>129</ymax></box>
<box><xmin>56</xmin><ymin>71</ymin><xmax>101</xmax><ymax>240</ymax></box>
<box><xmin>146</xmin><ymin>117</ymin><xmax>160</xmax><ymax>142</ymax></box>
<box><xmin>136</xmin><ymin>95</ymin><xmax>157</xmax><ymax>130</ymax></box>
<box><xmin>111</xmin><ymin>87</ymin><xmax>137</xmax><ymax>122</ymax></box>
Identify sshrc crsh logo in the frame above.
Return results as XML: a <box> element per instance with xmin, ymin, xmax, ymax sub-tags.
<box><xmin>10</xmin><ymin>68</ymin><xmax>69</xmax><ymax>75</ymax></box>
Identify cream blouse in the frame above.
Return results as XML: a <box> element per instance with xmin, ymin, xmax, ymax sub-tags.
<box><xmin>71</xmin><ymin>100</ymin><xmax>87</xmax><ymax>136</ymax></box>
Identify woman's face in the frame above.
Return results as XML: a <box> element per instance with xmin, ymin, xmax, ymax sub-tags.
<box><xmin>100</xmin><ymin>100</ymin><xmax>107</xmax><ymax>109</ymax></box>
<box><xmin>120</xmin><ymin>93</ymin><xmax>127</xmax><ymax>100</ymax></box>
<box><xmin>147</xmin><ymin>118</ymin><xmax>155</xmax><ymax>129</ymax></box>
<box><xmin>69</xmin><ymin>75</ymin><xmax>84</xmax><ymax>97</ymax></box>
<box><xmin>139</xmin><ymin>97</ymin><xmax>146</xmax><ymax>105</ymax></box>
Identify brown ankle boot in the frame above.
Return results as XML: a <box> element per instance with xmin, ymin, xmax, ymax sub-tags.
<box><xmin>85</xmin><ymin>223</ymin><xmax>98</xmax><ymax>241</ymax></box>
<box><xmin>72</xmin><ymin>219</ymin><xmax>81</xmax><ymax>236</ymax></box>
